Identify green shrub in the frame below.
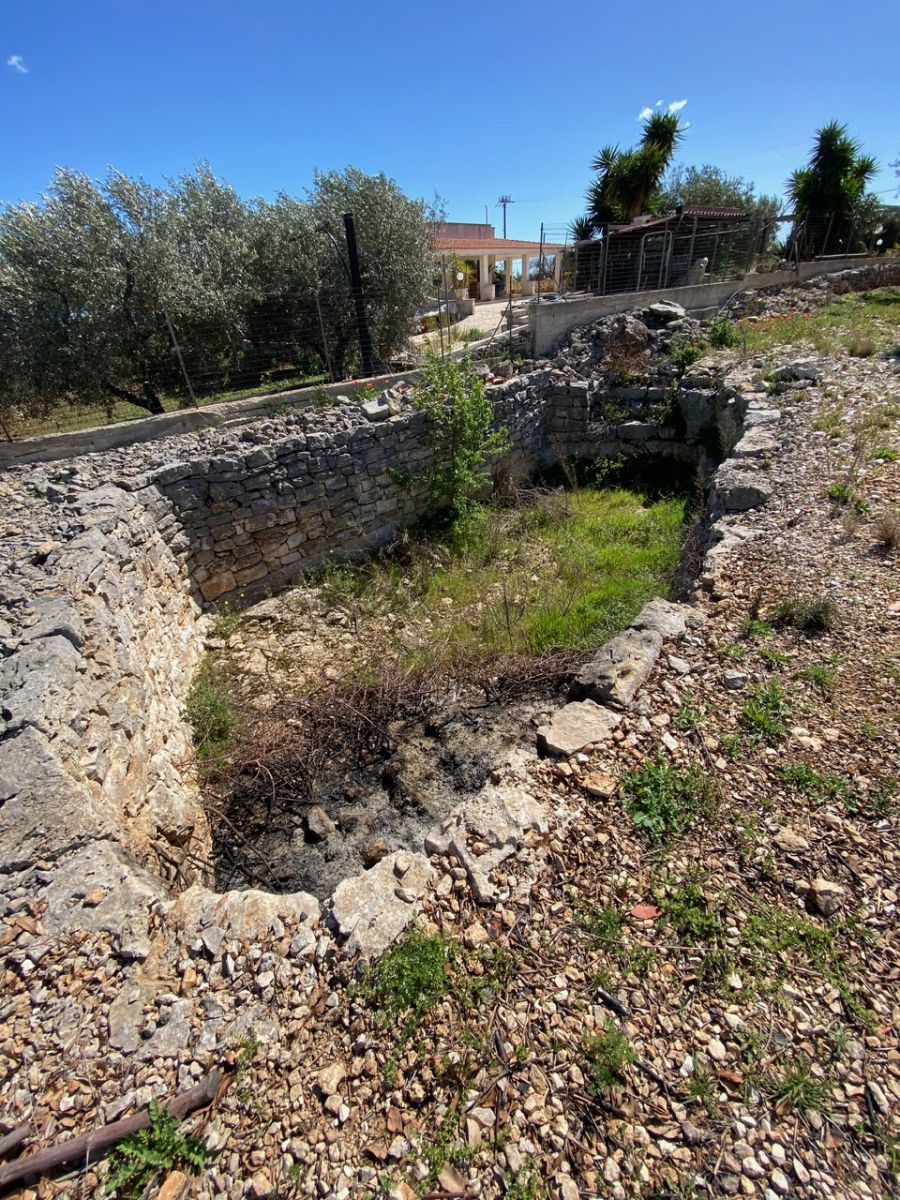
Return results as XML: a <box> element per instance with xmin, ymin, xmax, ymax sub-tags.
<box><xmin>412</xmin><ymin>353</ymin><xmax>510</xmax><ymax>526</ymax></box>
<box><xmin>708</xmin><ymin>314</ymin><xmax>739</xmax><ymax>348</ymax></box>
<box><xmin>773</xmin><ymin>596</ymin><xmax>838</xmax><ymax>634</ymax></box>
<box><xmin>621</xmin><ymin>756</ymin><xmax>717</xmax><ymax>844</ymax></box>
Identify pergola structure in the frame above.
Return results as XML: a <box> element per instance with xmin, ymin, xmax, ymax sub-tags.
<box><xmin>433</xmin><ymin>222</ymin><xmax>565</xmax><ymax>301</ymax></box>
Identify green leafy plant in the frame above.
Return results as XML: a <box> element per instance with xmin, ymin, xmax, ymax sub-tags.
<box><xmin>708</xmin><ymin>314</ymin><xmax>739</xmax><ymax>347</ymax></box>
<box><xmin>105</xmin><ymin>1101</ymin><xmax>212</xmax><ymax>1198</ymax></box>
<box><xmin>827</xmin><ymin>481</ymin><xmax>854</xmax><ymax>505</ymax></box>
<box><xmin>668</xmin><ymin>334</ymin><xmax>708</xmax><ymax>372</ymax></box>
<box><xmin>742</xmin><ymin>679</ymin><xmax>790</xmax><ymax>741</ymax></box>
<box><xmin>412</xmin><ymin>353</ymin><xmax>510</xmax><ymax>527</ymax></box>
<box><xmin>773</xmin><ymin>595</ymin><xmax>839</xmax><ymax>634</ymax></box>
<box><xmin>777</xmin><ymin>762</ymin><xmax>856</xmax><ymax>803</ymax></box>
<box><xmin>621</xmin><ymin>756</ymin><xmax>717</xmax><ymax>844</ymax></box>
<box><xmin>357</xmin><ymin>926</ymin><xmax>450</xmax><ymax>1027</ymax></box>
<box><xmin>584</xmin><ymin>1024</ymin><xmax>635</xmax><ymax>1093</ymax></box>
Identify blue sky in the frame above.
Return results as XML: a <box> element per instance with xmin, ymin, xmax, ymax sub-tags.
<box><xmin>3</xmin><ymin>0</ymin><xmax>898</xmax><ymax>239</ymax></box>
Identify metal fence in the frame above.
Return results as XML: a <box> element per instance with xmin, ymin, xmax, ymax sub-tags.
<box><xmin>537</xmin><ymin>211</ymin><xmax>887</xmax><ymax>300</ymax></box>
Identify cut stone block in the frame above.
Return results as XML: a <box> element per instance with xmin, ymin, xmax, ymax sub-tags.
<box><xmin>536</xmin><ymin>701</ymin><xmax>621</xmax><ymax>757</ymax></box>
<box><xmin>573</xmin><ymin>628</ymin><xmax>663</xmax><ymax>706</ymax></box>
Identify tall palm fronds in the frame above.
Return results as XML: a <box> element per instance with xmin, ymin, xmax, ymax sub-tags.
<box><xmin>788</xmin><ymin>122</ymin><xmax>878</xmax><ymax>256</ymax></box>
<box><xmin>587</xmin><ymin>114</ymin><xmax>683</xmax><ymax>227</ymax></box>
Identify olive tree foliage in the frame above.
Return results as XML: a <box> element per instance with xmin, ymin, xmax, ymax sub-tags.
<box><xmin>0</xmin><ymin>163</ymin><xmax>437</xmax><ymax>422</ymax></box>
<box><xmin>306</xmin><ymin>168</ymin><xmax>439</xmax><ymax>376</ymax></box>
<box><xmin>658</xmin><ymin>164</ymin><xmax>781</xmax><ymax>260</ymax></box>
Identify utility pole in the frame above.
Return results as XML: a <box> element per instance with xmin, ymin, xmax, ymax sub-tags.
<box><xmin>342</xmin><ymin>212</ymin><xmax>376</xmax><ymax>378</ymax></box>
<box><xmin>497</xmin><ymin>195</ymin><xmax>514</xmax><ymax>239</ymax></box>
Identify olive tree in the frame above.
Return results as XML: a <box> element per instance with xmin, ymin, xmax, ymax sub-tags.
<box><xmin>307</xmin><ymin>168</ymin><xmax>437</xmax><ymax>375</ymax></box>
<box><xmin>0</xmin><ymin>165</ymin><xmax>257</xmax><ymax>416</ymax></box>
<box><xmin>0</xmin><ymin>163</ymin><xmax>437</xmax><ymax>425</ymax></box>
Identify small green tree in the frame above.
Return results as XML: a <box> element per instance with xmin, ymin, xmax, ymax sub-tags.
<box><xmin>413</xmin><ymin>354</ymin><xmax>509</xmax><ymax>527</ymax></box>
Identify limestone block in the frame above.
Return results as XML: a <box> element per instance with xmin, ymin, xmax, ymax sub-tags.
<box><xmin>424</xmin><ymin>781</ymin><xmax>546</xmax><ymax>904</ymax></box>
<box><xmin>200</xmin><ymin>570</ymin><xmax>237</xmax><ymax>602</ymax></box>
<box><xmin>536</xmin><ymin>700</ymin><xmax>622</xmax><ymax>757</ymax></box>
<box><xmin>712</xmin><ymin>463</ymin><xmax>773</xmax><ymax>512</ymax></box>
<box><xmin>330</xmin><ymin>851</ymin><xmax>435</xmax><ymax>958</ymax></box>
<box><xmin>167</xmin><ymin>884</ymin><xmax>320</xmax><ymax>944</ymax></box>
<box><xmin>573</xmin><ymin>628</ymin><xmax>663</xmax><ymax>707</ymax></box>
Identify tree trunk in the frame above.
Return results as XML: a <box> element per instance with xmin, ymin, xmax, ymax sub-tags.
<box><xmin>103</xmin><ymin>381</ymin><xmax>165</xmax><ymax>415</ymax></box>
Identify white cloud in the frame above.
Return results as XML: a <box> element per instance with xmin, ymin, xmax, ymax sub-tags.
<box><xmin>638</xmin><ymin>106</ymin><xmax>654</xmax><ymax>120</ymax></box>
<box><xmin>656</xmin><ymin>100</ymin><xmax>663</xmax><ymax>106</ymax></box>
<box><xmin>7</xmin><ymin>54</ymin><xmax>29</xmax><ymax>74</ymax></box>
<box><xmin>668</xmin><ymin>98</ymin><xmax>688</xmax><ymax>112</ymax></box>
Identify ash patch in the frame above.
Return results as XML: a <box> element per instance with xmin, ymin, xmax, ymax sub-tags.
<box><xmin>211</xmin><ymin>697</ymin><xmax>537</xmax><ymax>899</ymax></box>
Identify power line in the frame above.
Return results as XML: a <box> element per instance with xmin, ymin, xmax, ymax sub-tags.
<box><xmin>496</xmin><ymin>195</ymin><xmax>515</xmax><ymax>239</ymax></box>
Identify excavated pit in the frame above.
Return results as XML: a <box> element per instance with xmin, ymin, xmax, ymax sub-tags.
<box><xmin>205</xmin><ymin>462</ymin><xmax>703</xmax><ymax>901</ymax></box>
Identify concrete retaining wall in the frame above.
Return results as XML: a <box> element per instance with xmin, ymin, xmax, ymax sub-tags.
<box><xmin>529</xmin><ymin>255</ymin><xmax>890</xmax><ymax>355</ymax></box>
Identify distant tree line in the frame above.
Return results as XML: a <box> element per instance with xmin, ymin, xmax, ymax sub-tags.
<box><xmin>0</xmin><ymin>165</ymin><xmax>439</xmax><ymax>422</ymax></box>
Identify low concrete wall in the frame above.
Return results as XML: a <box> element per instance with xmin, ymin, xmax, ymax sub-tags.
<box><xmin>530</xmin><ymin>255</ymin><xmax>888</xmax><ymax>355</ymax></box>
<box><xmin>797</xmin><ymin>255</ymin><xmax>883</xmax><ymax>281</ymax></box>
<box><xmin>0</xmin><ymin>370</ymin><xmax>416</xmax><ymax>469</ymax></box>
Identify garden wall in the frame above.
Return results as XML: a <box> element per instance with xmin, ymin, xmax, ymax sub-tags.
<box><xmin>529</xmin><ymin>256</ymin><xmax>895</xmax><ymax>355</ymax></box>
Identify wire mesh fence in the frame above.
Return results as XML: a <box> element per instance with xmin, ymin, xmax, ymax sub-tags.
<box><xmin>536</xmin><ymin>210</ymin><xmax>886</xmax><ymax>301</ymax></box>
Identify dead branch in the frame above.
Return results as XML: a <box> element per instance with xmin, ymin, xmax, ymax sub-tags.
<box><xmin>0</xmin><ymin>1068</ymin><xmax>224</xmax><ymax>1194</ymax></box>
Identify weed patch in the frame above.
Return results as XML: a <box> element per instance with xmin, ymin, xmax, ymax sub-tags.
<box><xmin>185</xmin><ymin>659</ymin><xmax>235</xmax><ymax>771</ymax></box>
<box><xmin>622</xmin><ymin>757</ymin><xmax>718</xmax><ymax>844</ymax></box>
<box><xmin>584</xmin><ymin>1025</ymin><xmax>635</xmax><ymax>1093</ymax></box>
<box><xmin>742</xmin><ymin>680</ymin><xmax>790</xmax><ymax>742</ymax></box>
<box><xmin>767</xmin><ymin>1058</ymin><xmax>830</xmax><ymax>1113</ymax></box>
<box><xmin>356</xmin><ymin>927</ymin><xmax>450</xmax><ymax>1028</ymax></box>
<box><xmin>777</xmin><ymin>762</ymin><xmax>856</xmax><ymax>804</ymax></box>
<box><xmin>105</xmin><ymin>1101</ymin><xmax>212</xmax><ymax>1198</ymax></box>
<box><xmin>772</xmin><ymin>595</ymin><xmax>839</xmax><ymax>634</ymax></box>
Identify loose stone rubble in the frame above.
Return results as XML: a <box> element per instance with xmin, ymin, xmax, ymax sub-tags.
<box><xmin>0</xmin><ymin>263</ymin><xmax>898</xmax><ymax>1199</ymax></box>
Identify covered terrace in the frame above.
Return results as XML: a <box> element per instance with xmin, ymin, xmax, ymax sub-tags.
<box><xmin>433</xmin><ymin>223</ymin><xmax>566</xmax><ymax>301</ymax></box>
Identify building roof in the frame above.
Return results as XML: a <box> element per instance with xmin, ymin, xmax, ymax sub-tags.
<box><xmin>434</xmin><ymin>237</ymin><xmax>566</xmax><ymax>253</ymax></box>
<box><xmin>677</xmin><ymin>206</ymin><xmax>750</xmax><ymax>220</ymax></box>
<box><xmin>593</xmin><ymin>207</ymin><xmax>750</xmax><ymax>240</ymax></box>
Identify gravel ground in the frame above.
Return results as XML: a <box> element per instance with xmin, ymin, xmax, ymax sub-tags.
<box><xmin>1</xmin><ymin>311</ymin><xmax>898</xmax><ymax>1199</ymax></box>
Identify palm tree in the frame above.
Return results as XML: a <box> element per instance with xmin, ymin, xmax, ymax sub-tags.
<box><xmin>587</xmin><ymin>113</ymin><xmax>683</xmax><ymax>227</ymax></box>
<box><xmin>788</xmin><ymin>122</ymin><xmax>877</xmax><ymax>256</ymax></box>
<box><xmin>569</xmin><ymin>215</ymin><xmax>596</xmax><ymax>242</ymax></box>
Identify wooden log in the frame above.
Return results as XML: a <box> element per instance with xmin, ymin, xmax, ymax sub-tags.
<box><xmin>0</xmin><ymin>1069</ymin><xmax>223</xmax><ymax>1194</ymax></box>
<box><xmin>0</xmin><ymin>1125</ymin><xmax>31</xmax><ymax>1161</ymax></box>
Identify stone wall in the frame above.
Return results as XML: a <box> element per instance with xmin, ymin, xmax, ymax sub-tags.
<box><xmin>0</xmin><ymin>483</ymin><xmax>207</xmax><ymax>949</ymax></box>
<box><xmin>3</xmin><ymin>259</ymin><xmax>893</xmax><ymax>949</ymax></box>
<box><xmin>106</xmin><ymin>363</ymin><xmax>740</xmax><ymax>610</ymax></box>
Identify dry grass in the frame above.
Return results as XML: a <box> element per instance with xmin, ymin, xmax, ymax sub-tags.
<box><xmin>873</xmin><ymin>508</ymin><xmax>900</xmax><ymax>550</ymax></box>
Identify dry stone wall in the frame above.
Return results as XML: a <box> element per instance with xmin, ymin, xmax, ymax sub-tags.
<box><xmin>3</xmin><ymin>260</ymin><xmax>895</xmax><ymax>956</ymax></box>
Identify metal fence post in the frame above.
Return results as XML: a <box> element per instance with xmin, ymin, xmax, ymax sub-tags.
<box><xmin>163</xmin><ymin>307</ymin><xmax>198</xmax><ymax>408</ymax></box>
